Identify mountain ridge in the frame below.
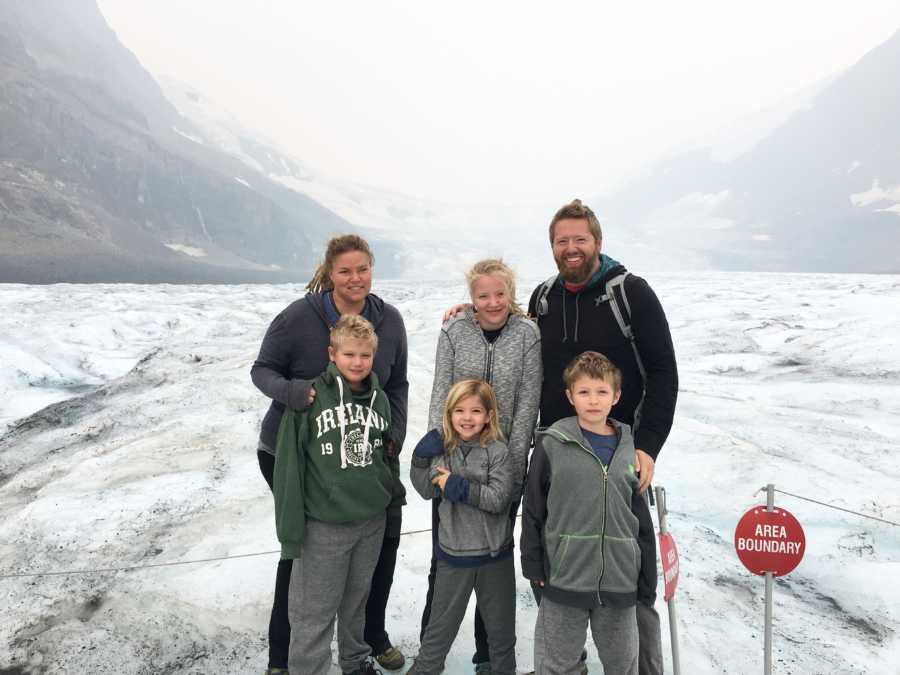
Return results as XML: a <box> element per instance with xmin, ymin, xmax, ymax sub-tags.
<box><xmin>0</xmin><ymin>0</ymin><xmax>358</xmax><ymax>283</ymax></box>
<box><xmin>596</xmin><ymin>28</ymin><xmax>900</xmax><ymax>273</ymax></box>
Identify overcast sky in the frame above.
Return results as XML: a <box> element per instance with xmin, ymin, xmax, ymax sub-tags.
<box><xmin>99</xmin><ymin>1</ymin><xmax>900</xmax><ymax>205</ymax></box>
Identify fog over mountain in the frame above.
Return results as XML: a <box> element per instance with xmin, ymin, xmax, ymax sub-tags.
<box><xmin>0</xmin><ymin>0</ymin><xmax>359</xmax><ymax>283</ymax></box>
<box><xmin>596</xmin><ymin>30</ymin><xmax>900</xmax><ymax>273</ymax></box>
<box><xmin>1</xmin><ymin>1</ymin><xmax>898</xmax><ymax>282</ymax></box>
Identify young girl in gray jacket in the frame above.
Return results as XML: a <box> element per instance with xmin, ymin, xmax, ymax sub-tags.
<box><xmin>409</xmin><ymin>379</ymin><xmax>516</xmax><ymax>675</ymax></box>
<box><xmin>422</xmin><ymin>259</ymin><xmax>541</xmax><ymax>670</ymax></box>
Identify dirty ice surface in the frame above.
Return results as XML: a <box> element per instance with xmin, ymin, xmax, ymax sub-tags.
<box><xmin>1</xmin><ymin>273</ymin><xmax>899</xmax><ymax>674</ymax></box>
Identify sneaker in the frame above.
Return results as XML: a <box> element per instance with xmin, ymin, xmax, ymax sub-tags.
<box><xmin>374</xmin><ymin>645</ymin><xmax>405</xmax><ymax>671</ymax></box>
<box><xmin>264</xmin><ymin>669</ymin><xmax>288</xmax><ymax>675</ymax></box>
<box><xmin>344</xmin><ymin>659</ymin><xmax>383</xmax><ymax>675</ymax></box>
<box><xmin>474</xmin><ymin>663</ymin><xmax>492</xmax><ymax>674</ymax></box>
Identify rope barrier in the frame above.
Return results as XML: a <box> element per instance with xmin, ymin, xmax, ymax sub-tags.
<box><xmin>0</xmin><ymin>523</ymin><xmax>439</xmax><ymax>580</ymax></box>
<box><xmin>757</xmin><ymin>486</ymin><xmax>899</xmax><ymax>527</ymax></box>
<box><xmin>6</xmin><ymin>487</ymin><xmax>895</xmax><ymax>581</ymax></box>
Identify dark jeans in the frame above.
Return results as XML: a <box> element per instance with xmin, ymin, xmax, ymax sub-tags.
<box><xmin>420</xmin><ymin>496</ymin><xmax>510</xmax><ymax>665</ymax></box>
<box><xmin>364</xmin><ymin>533</ymin><xmax>400</xmax><ymax>654</ymax></box>
<box><xmin>258</xmin><ymin>450</ymin><xmax>400</xmax><ymax>668</ymax></box>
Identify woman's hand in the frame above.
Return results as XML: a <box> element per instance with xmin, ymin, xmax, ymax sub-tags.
<box><xmin>307</xmin><ymin>386</ymin><xmax>316</xmax><ymax>405</ymax></box>
<box><xmin>431</xmin><ymin>466</ymin><xmax>451</xmax><ymax>491</ymax></box>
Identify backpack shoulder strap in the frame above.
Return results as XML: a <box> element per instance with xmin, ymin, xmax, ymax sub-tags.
<box><xmin>604</xmin><ymin>271</ymin><xmax>648</xmax><ymax>433</ymax></box>
<box><xmin>533</xmin><ymin>275</ymin><xmax>558</xmax><ymax>318</ymax></box>
<box><xmin>604</xmin><ymin>272</ymin><xmax>646</xmax><ymax>381</ymax></box>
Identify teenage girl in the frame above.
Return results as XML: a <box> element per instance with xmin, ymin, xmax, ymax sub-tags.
<box><xmin>422</xmin><ymin>259</ymin><xmax>541</xmax><ymax>671</ymax></box>
<box><xmin>409</xmin><ymin>379</ymin><xmax>517</xmax><ymax>675</ymax></box>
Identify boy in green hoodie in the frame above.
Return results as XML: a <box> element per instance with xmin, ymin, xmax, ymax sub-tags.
<box><xmin>273</xmin><ymin>314</ymin><xmax>404</xmax><ymax>675</ymax></box>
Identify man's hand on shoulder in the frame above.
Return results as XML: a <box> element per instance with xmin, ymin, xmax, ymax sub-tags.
<box><xmin>634</xmin><ymin>448</ymin><xmax>655</xmax><ymax>493</ymax></box>
<box><xmin>442</xmin><ymin>303</ymin><xmax>471</xmax><ymax>322</ymax></box>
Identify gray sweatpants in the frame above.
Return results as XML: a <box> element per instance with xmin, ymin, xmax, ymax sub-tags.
<box><xmin>287</xmin><ymin>514</ymin><xmax>386</xmax><ymax>675</ymax></box>
<box><xmin>415</xmin><ymin>556</ymin><xmax>516</xmax><ymax>675</ymax></box>
<box><xmin>637</xmin><ymin>601</ymin><xmax>663</xmax><ymax>675</ymax></box>
<box><xmin>534</xmin><ymin>596</ymin><xmax>637</xmax><ymax>675</ymax></box>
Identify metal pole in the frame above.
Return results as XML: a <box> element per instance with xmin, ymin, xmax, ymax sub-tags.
<box><xmin>654</xmin><ymin>486</ymin><xmax>681</xmax><ymax>675</ymax></box>
<box><xmin>764</xmin><ymin>483</ymin><xmax>775</xmax><ymax>675</ymax></box>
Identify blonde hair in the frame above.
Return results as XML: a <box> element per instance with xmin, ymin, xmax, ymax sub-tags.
<box><xmin>330</xmin><ymin>314</ymin><xmax>378</xmax><ymax>351</ymax></box>
<box><xmin>563</xmin><ymin>351</ymin><xmax>622</xmax><ymax>392</ymax></box>
<box><xmin>441</xmin><ymin>380</ymin><xmax>504</xmax><ymax>451</ymax></box>
<box><xmin>307</xmin><ymin>234</ymin><xmax>374</xmax><ymax>292</ymax></box>
<box><xmin>548</xmin><ymin>199</ymin><xmax>603</xmax><ymax>244</ymax></box>
<box><xmin>465</xmin><ymin>259</ymin><xmax>524</xmax><ymax>316</ymax></box>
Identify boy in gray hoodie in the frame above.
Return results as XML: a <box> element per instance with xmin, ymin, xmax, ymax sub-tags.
<box><xmin>522</xmin><ymin>351</ymin><xmax>642</xmax><ymax>675</ymax></box>
<box><xmin>409</xmin><ymin>379</ymin><xmax>516</xmax><ymax>675</ymax></box>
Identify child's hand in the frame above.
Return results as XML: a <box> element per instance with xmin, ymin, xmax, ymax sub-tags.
<box><xmin>431</xmin><ymin>466</ymin><xmax>451</xmax><ymax>491</ymax></box>
<box><xmin>307</xmin><ymin>386</ymin><xmax>317</xmax><ymax>406</ymax></box>
<box><xmin>529</xmin><ymin>579</ymin><xmax>545</xmax><ymax>588</ymax></box>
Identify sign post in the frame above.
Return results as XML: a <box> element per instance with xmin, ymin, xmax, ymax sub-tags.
<box><xmin>764</xmin><ymin>485</ymin><xmax>774</xmax><ymax>675</ymax></box>
<box><xmin>734</xmin><ymin>483</ymin><xmax>806</xmax><ymax>673</ymax></box>
<box><xmin>654</xmin><ymin>486</ymin><xmax>681</xmax><ymax>675</ymax></box>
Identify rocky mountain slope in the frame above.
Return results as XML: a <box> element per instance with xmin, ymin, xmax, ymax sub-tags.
<box><xmin>0</xmin><ymin>0</ymin><xmax>353</xmax><ymax>283</ymax></box>
<box><xmin>597</xmin><ymin>29</ymin><xmax>900</xmax><ymax>273</ymax></box>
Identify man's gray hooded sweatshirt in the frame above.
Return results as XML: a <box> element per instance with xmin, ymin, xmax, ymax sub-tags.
<box><xmin>251</xmin><ymin>291</ymin><xmax>408</xmax><ymax>534</ymax></box>
<box><xmin>427</xmin><ymin>310</ymin><xmax>541</xmax><ymax>498</ymax></box>
<box><xmin>520</xmin><ymin>417</ymin><xmax>641</xmax><ymax>609</ymax></box>
<box><xmin>411</xmin><ymin>429</ymin><xmax>513</xmax><ymax>562</ymax></box>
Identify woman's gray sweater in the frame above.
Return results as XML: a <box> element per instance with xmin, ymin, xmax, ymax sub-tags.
<box><xmin>427</xmin><ymin>310</ymin><xmax>542</xmax><ymax>498</ymax></box>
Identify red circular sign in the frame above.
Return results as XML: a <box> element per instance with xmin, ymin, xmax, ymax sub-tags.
<box><xmin>658</xmin><ymin>533</ymin><xmax>680</xmax><ymax>601</ymax></box>
<box><xmin>734</xmin><ymin>506</ymin><xmax>805</xmax><ymax>576</ymax></box>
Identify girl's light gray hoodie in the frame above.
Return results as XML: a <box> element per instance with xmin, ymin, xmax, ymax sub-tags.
<box><xmin>427</xmin><ymin>310</ymin><xmax>541</xmax><ymax>498</ymax></box>
<box><xmin>410</xmin><ymin>430</ymin><xmax>513</xmax><ymax>559</ymax></box>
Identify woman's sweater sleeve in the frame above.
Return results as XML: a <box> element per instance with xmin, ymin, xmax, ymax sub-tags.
<box><xmin>427</xmin><ymin>327</ymin><xmax>455</xmax><ymax>432</ymax></box>
<box><xmin>251</xmin><ymin>310</ymin><xmax>315</xmax><ymax>411</ymax></box>
<box><xmin>506</xmin><ymin>328</ymin><xmax>542</xmax><ymax>498</ymax></box>
<box><xmin>382</xmin><ymin>307</ymin><xmax>409</xmax><ymax>451</ymax></box>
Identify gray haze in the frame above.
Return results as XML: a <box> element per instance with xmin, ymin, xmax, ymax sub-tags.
<box><xmin>98</xmin><ymin>1</ymin><xmax>900</xmax><ymax>204</ymax></box>
<box><xmin>2</xmin><ymin>1</ymin><xmax>899</xmax><ymax>280</ymax></box>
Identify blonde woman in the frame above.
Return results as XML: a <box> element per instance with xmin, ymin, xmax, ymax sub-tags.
<box><xmin>420</xmin><ymin>259</ymin><xmax>541</xmax><ymax>671</ymax></box>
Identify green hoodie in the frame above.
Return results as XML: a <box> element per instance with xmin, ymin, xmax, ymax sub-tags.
<box><xmin>273</xmin><ymin>362</ymin><xmax>404</xmax><ymax>558</ymax></box>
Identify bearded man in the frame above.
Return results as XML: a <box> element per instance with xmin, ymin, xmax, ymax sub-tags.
<box><xmin>526</xmin><ymin>199</ymin><xmax>678</xmax><ymax>675</ymax></box>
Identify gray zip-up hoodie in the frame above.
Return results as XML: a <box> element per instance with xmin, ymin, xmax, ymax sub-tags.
<box><xmin>521</xmin><ymin>416</ymin><xmax>641</xmax><ymax>608</ymax></box>
<box><xmin>427</xmin><ymin>310</ymin><xmax>541</xmax><ymax>498</ymax></box>
<box><xmin>410</xmin><ymin>430</ymin><xmax>513</xmax><ymax>559</ymax></box>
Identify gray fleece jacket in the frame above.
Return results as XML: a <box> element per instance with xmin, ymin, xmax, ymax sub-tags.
<box><xmin>521</xmin><ymin>416</ymin><xmax>641</xmax><ymax>608</ymax></box>
<box><xmin>411</xmin><ymin>430</ymin><xmax>513</xmax><ymax>559</ymax></box>
<box><xmin>427</xmin><ymin>310</ymin><xmax>541</xmax><ymax>498</ymax></box>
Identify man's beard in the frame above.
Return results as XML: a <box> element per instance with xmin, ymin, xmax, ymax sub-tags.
<box><xmin>554</xmin><ymin>252</ymin><xmax>596</xmax><ymax>284</ymax></box>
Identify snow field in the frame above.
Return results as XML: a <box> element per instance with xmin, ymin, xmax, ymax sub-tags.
<box><xmin>1</xmin><ymin>273</ymin><xmax>898</xmax><ymax>673</ymax></box>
